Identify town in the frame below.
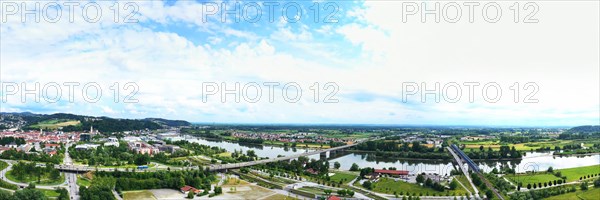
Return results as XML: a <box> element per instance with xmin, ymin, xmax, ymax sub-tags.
<box><xmin>0</xmin><ymin>112</ymin><xmax>599</xmax><ymax>200</ymax></box>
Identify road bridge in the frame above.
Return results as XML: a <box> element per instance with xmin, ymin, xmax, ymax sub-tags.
<box><xmin>54</xmin><ymin>138</ymin><xmax>377</xmax><ymax>172</ymax></box>
<box><xmin>448</xmin><ymin>144</ymin><xmax>505</xmax><ymax>200</ymax></box>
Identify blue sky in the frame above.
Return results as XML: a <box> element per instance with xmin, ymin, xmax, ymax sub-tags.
<box><xmin>1</xmin><ymin>0</ymin><xmax>599</xmax><ymax>126</ymax></box>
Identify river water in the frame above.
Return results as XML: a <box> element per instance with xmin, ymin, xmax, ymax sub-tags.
<box><xmin>186</xmin><ymin>137</ymin><xmax>600</xmax><ymax>175</ymax></box>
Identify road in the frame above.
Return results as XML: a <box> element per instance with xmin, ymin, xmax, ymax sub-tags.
<box><xmin>0</xmin><ymin>159</ymin><xmax>67</xmax><ymax>190</ymax></box>
<box><xmin>63</xmin><ymin>142</ymin><xmax>80</xmax><ymax>200</ymax></box>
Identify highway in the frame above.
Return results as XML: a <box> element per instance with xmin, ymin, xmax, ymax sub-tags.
<box><xmin>63</xmin><ymin>143</ymin><xmax>80</xmax><ymax>200</ymax></box>
<box><xmin>448</xmin><ymin>145</ymin><xmax>505</xmax><ymax>200</ymax></box>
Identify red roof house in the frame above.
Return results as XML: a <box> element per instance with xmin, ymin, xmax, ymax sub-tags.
<box><xmin>374</xmin><ymin>169</ymin><xmax>409</xmax><ymax>176</ymax></box>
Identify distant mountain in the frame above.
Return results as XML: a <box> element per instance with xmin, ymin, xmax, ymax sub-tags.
<box><xmin>565</xmin><ymin>125</ymin><xmax>600</xmax><ymax>134</ymax></box>
<box><xmin>144</xmin><ymin>118</ymin><xmax>191</xmax><ymax>127</ymax></box>
<box><xmin>0</xmin><ymin>112</ymin><xmax>190</xmax><ymax>132</ymax></box>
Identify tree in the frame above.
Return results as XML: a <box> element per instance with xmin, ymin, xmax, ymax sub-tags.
<box><xmin>337</xmin><ymin>189</ymin><xmax>346</xmax><ymax>196</ymax></box>
<box><xmin>350</xmin><ymin>163</ymin><xmax>360</xmax><ymax>171</ymax></box>
<box><xmin>416</xmin><ymin>174</ymin><xmax>425</xmax><ymax>184</ymax></box>
<box><xmin>13</xmin><ymin>189</ymin><xmax>48</xmax><ymax>200</ymax></box>
<box><xmin>485</xmin><ymin>190</ymin><xmax>493</xmax><ymax>199</ymax></box>
<box><xmin>56</xmin><ymin>188</ymin><xmax>69</xmax><ymax>200</ymax></box>
<box><xmin>547</xmin><ymin>167</ymin><xmax>554</xmax><ymax>173</ymax></box>
<box><xmin>581</xmin><ymin>181</ymin><xmax>589</xmax><ymax>190</ymax></box>
<box><xmin>50</xmin><ymin>170</ymin><xmax>61</xmax><ymax>180</ymax></box>
<box><xmin>334</xmin><ymin>161</ymin><xmax>341</xmax><ymax>169</ymax></box>
<box><xmin>26</xmin><ymin>183</ymin><xmax>36</xmax><ymax>189</ymax></box>
<box><xmin>449</xmin><ymin>179</ymin><xmax>458</xmax><ymax>190</ymax></box>
<box><xmin>324</xmin><ymin>189</ymin><xmax>332</xmax><ymax>195</ymax></box>
<box><xmin>347</xmin><ymin>190</ymin><xmax>354</xmax><ymax>197</ymax></box>
<box><xmin>527</xmin><ymin>183</ymin><xmax>531</xmax><ymax>189</ymax></box>
<box><xmin>362</xmin><ymin>181</ymin><xmax>372</xmax><ymax>190</ymax></box>
<box><xmin>187</xmin><ymin>191</ymin><xmax>195</xmax><ymax>199</ymax></box>
<box><xmin>425</xmin><ymin>178</ymin><xmax>433</xmax><ymax>187</ymax></box>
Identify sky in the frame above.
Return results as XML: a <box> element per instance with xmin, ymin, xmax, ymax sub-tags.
<box><xmin>0</xmin><ymin>0</ymin><xmax>599</xmax><ymax>126</ymax></box>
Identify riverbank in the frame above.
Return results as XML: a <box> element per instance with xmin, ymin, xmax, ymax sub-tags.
<box><xmin>345</xmin><ymin>150</ymin><xmax>524</xmax><ymax>161</ymax></box>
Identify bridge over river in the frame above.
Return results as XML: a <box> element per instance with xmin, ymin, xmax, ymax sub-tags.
<box><xmin>54</xmin><ymin>138</ymin><xmax>377</xmax><ymax>173</ymax></box>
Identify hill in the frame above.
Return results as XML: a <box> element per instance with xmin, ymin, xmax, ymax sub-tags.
<box><xmin>0</xmin><ymin>112</ymin><xmax>190</xmax><ymax>132</ymax></box>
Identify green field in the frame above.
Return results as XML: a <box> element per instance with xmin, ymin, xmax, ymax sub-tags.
<box><xmin>357</xmin><ymin>178</ymin><xmax>469</xmax><ymax>196</ymax></box>
<box><xmin>123</xmin><ymin>190</ymin><xmax>157</xmax><ymax>200</ymax></box>
<box><xmin>460</xmin><ymin>139</ymin><xmax>595</xmax><ymax>151</ymax></box>
<box><xmin>506</xmin><ymin>165</ymin><xmax>600</xmax><ymax>185</ymax></box>
<box><xmin>545</xmin><ymin>187</ymin><xmax>600</xmax><ymax>200</ymax></box>
<box><xmin>263</xmin><ymin>194</ymin><xmax>299</xmax><ymax>200</ymax></box>
<box><xmin>35</xmin><ymin>188</ymin><xmax>60</xmax><ymax>198</ymax></box>
<box><xmin>77</xmin><ymin>175</ymin><xmax>92</xmax><ymax>187</ymax></box>
<box><xmin>330</xmin><ymin>172</ymin><xmax>357</xmax><ymax>184</ymax></box>
<box><xmin>29</xmin><ymin>119</ymin><xmax>81</xmax><ymax>130</ymax></box>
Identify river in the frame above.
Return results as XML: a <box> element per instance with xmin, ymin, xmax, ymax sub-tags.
<box><xmin>186</xmin><ymin>136</ymin><xmax>600</xmax><ymax>175</ymax></box>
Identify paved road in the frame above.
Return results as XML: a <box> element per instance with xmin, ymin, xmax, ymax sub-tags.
<box><xmin>0</xmin><ymin>159</ymin><xmax>67</xmax><ymax>190</ymax></box>
<box><xmin>63</xmin><ymin>142</ymin><xmax>80</xmax><ymax>200</ymax></box>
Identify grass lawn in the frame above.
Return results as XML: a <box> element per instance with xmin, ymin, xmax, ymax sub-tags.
<box><xmin>330</xmin><ymin>172</ymin><xmax>357</xmax><ymax>184</ymax></box>
<box><xmin>545</xmin><ymin>187</ymin><xmax>600</xmax><ymax>200</ymax></box>
<box><xmin>454</xmin><ymin>175</ymin><xmax>475</xmax><ymax>194</ymax></box>
<box><xmin>36</xmin><ymin>188</ymin><xmax>60</xmax><ymax>198</ymax></box>
<box><xmin>0</xmin><ymin>161</ymin><xmax>7</xmax><ymax>171</ymax></box>
<box><xmin>123</xmin><ymin>190</ymin><xmax>157</xmax><ymax>200</ymax></box>
<box><xmin>5</xmin><ymin>170</ymin><xmax>65</xmax><ymax>185</ymax></box>
<box><xmin>77</xmin><ymin>175</ymin><xmax>92</xmax><ymax>187</ymax></box>
<box><xmin>361</xmin><ymin>178</ymin><xmax>469</xmax><ymax>196</ymax></box>
<box><xmin>263</xmin><ymin>194</ymin><xmax>298</xmax><ymax>200</ymax></box>
<box><xmin>506</xmin><ymin>165</ymin><xmax>600</xmax><ymax>185</ymax></box>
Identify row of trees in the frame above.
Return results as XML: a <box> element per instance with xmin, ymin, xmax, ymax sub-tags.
<box><xmin>10</xmin><ymin>162</ymin><xmax>61</xmax><ymax>183</ymax></box>
<box><xmin>465</xmin><ymin>145</ymin><xmax>522</xmax><ymax>159</ymax></box>
<box><xmin>95</xmin><ymin>168</ymin><xmax>217</xmax><ymax>192</ymax></box>
<box><xmin>0</xmin><ymin>149</ymin><xmax>64</xmax><ymax>164</ymax></box>
<box><xmin>510</xmin><ymin>185</ymin><xmax>577</xmax><ymax>200</ymax></box>
<box><xmin>0</xmin><ymin>137</ymin><xmax>26</xmax><ymax>146</ymax></box>
<box><xmin>415</xmin><ymin>174</ymin><xmax>446</xmax><ymax>192</ymax></box>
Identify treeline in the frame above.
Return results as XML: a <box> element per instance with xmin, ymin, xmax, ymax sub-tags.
<box><xmin>62</xmin><ymin>118</ymin><xmax>161</xmax><ymax>132</ymax></box>
<box><xmin>500</xmin><ymin>136</ymin><xmax>530</xmax><ymax>143</ymax></box>
<box><xmin>80</xmin><ymin>176</ymin><xmax>116</xmax><ymax>200</ymax></box>
<box><xmin>510</xmin><ymin>185</ymin><xmax>577</xmax><ymax>200</ymax></box>
<box><xmin>254</xmin><ymin>156</ymin><xmax>330</xmax><ymax>177</ymax></box>
<box><xmin>464</xmin><ymin>145</ymin><xmax>522</xmax><ymax>159</ymax></box>
<box><xmin>69</xmin><ymin>143</ymin><xmax>151</xmax><ymax>166</ymax></box>
<box><xmin>144</xmin><ymin>118</ymin><xmax>191</xmax><ymax>127</ymax></box>
<box><xmin>0</xmin><ymin>137</ymin><xmax>26</xmax><ymax>145</ymax></box>
<box><xmin>169</xmin><ymin>140</ymin><xmax>227</xmax><ymax>156</ymax></box>
<box><xmin>355</xmin><ymin>141</ymin><xmax>449</xmax><ymax>159</ymax></box>
<box><xmin>0</xmin><ymin>149</ymin><xmax>63</xmax><ymax>164</ymax></box>
<box><xmin>356</xmin><ymin>141</ymin><xmax>441</xmax><ymax>153</ymax></box>
<box><xmin>95</xmin><ymin>169</ymin><xmax>216</xmax><ymax>192</ymax></box>
<box><xmin>238</xmin><ymin>138</ymin><xmax>264</xmax><ymax>144</ymax></box>
<box><xmin>181</xmin><ymin>128</ymin><xmax>222</xmax><ymax>139</ymax></box>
